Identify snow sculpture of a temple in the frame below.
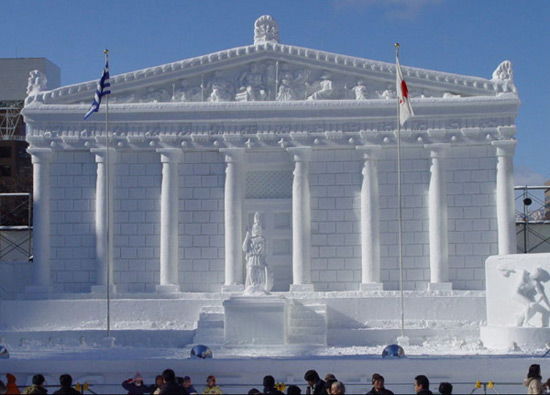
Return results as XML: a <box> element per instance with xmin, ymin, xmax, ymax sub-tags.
<box><xmin>7</xmin><ymin>15</ymin><xmax>520</xmax><ymax>346</ymax></box>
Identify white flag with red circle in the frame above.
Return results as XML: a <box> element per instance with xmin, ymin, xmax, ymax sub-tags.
<box><xmin>396</xmin><ymin>55</ymin><xmax>414</xmax><ymax>126</ymax></box>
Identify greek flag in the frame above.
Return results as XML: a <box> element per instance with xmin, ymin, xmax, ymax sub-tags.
<box><xmin>84</xmin><ymin>60</ymin><xmax>111</xmax><ymax>120</ymax></box>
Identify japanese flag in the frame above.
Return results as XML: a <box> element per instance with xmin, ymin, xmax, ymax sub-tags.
<box><xmin>396</xmin><ymin>55</ymin><xmax>414</xmax><ymax>126</ymax></box>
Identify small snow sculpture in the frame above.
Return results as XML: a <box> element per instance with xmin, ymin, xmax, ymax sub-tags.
<box><xmin>307</xmin><ymin>72</ymin><xmax>334</xmax><ymax>100</ymax></box>
<box><xmin>276</xmin><ymin>72</ymin><xmax>297</xmax><ymax>101</ymax></box>
<box><xmin>254</xmin><ymin>15</ymin><xmax>279</xmax><ymax>45</ymax></box>
<box><xmin>492</xmin><ymin>60</ymin><xmax>514</xmax><ymax>81</ymax></box>
<box><xmin>243</xmin><ymin>212</ymin><xmax>273</xmax><ymax>294</ymax></box>
<box><xmin>515</xmin><ymin>268</ymin><xmax>550</xmax><ymax>327</ymax></box>
<box><xmin>25</xmin><ymin>70</ymin><xmax>47</xmax><ymax>105</ymax></box>
<box><xmin>351</xmin><ymin>80</ymin><xmax>368</xmax><ymax>100</ymax></box>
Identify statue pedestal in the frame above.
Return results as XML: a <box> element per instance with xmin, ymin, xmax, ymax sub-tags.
<box><xmin>223</xmin><ymin>295</ymin><xmax>288</xmax><ymax>345</ymax></box>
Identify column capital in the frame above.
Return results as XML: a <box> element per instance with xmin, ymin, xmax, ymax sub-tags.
<box><xmin>27</xmin><ymin>148</ymin><xmax>53</xmax><ymax>164</ymax></box>
<box><xmin>492</xmin><ymin>140</ymin><xmax>517</xmax><ymax>157</ymax></box>
<box><xmin>356</xmin><ymin>145</ymin><xmax>382</xmax><ymax>160</ymax></box>
<box><xmin>287</xmin><ymin>146</ymin><xmax>312</xmax><ymax>162</ymax></box>
<box><xmin>424</xmin><ymin>143</ymin><xmax>451</xmax><ymax>158</ymax></box>
<box><xmin>220</xmin><ymin>147</ymin><xmax>245</xmax><ymax>163</ymax></box>
<box><xmin>91</xmin><ymin>147</ymin><xmax>117</xmax><ymax>162</ymax></box>
<box><xmin>157</xmin><ymin>148</ymin><xmax>183</xmax><ymax>163</ymax></box>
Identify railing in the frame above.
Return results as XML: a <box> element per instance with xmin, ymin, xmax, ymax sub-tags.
<box><xmin>12</xmin><ymin>380</ymin><xmax>523</xmax><ymax>395</ymax></box>
<box><xmin>515</xmin><ymin>185</ymin><xmax>550</xmax><ymax>253</ymax></box>
<box><xmin>0</xmin><ymin>192</ymin><xmax>32</xmax><ymax>261</ymax></box>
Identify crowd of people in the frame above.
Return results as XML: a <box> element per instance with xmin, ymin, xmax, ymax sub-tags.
<box><xmin>0</xmin><ymin>365</ymin><xmax>548</xmax><ymax>394</ymax></box>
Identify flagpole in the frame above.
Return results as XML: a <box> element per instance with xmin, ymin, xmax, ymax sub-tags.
<box><xmin>104</xmin><ymin>48</ymin><xmax>111</xmax><ymax>339</ymax></box>
<box><xmin>395</xmin><ymin>43</ymin><xmax>405</xmax><ymax>339</ymax></box>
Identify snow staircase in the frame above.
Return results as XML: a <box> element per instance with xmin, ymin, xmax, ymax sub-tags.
<box><xmin>287</xmin><ymin>301</ymin><xmax>327</xmax><ymax>346</ymax></box>
<box><xmin>192</xmin><ymin>305</ymin><xmax>225</xmax><ymax>345</ymax></box>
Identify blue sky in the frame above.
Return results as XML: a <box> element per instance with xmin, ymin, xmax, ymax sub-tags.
<box><xmin>2</xmin><ymin>0</ymin><xmax>548</xmax><ymax>184</ymax></box>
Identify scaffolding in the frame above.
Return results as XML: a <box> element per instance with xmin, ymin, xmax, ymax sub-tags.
<box><xmin>515</xmin><ymin>185</ymin><xmax>550</xmax><ymax>253</ymax></box>
<box><xmin>0</xmin><ymin>192</ymin><xmax>32</xmax><ymax>261</ymax></box>
<box><xmin>0</xmin><ymin>100</ymin><xmax>24</xmax><ymax>140</ymax></box>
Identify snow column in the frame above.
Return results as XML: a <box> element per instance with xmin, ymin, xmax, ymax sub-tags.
<box><xmin>91</xmin><ymin>148</ymin><xmax>117</xmax><ymax>294</ymax></box>
<box><xmin>220</xmin><ymin>148</ymin><xmax>245</xmax><ymax>292</ymax></box>
<box><xmin>26</xmin><ymin>148</ymin><xmax>53</xmax><ymax>296</ymax></box>
<box><xmin>492</xmin><ymin>140</ymin><xmax>517</xmax><ymax>255</ymax></box>
<box><xmin>156</xmin><ymin>148</ymin><xmax>182</xmax><ymax>293</ymax></box>
<box><xmin>357</xmin><ymin>145</ymin><xmax>383</xmax><ymax>291</ymax></box>
<box><xmin>287</xmin><ymin>147</ymin><xmax>314</xmax><ymax>292</ymax></box>
<box><xmin>426</xmin><ymin>144</ymin><xmax>452</xmax><ymax>291</ymax></box>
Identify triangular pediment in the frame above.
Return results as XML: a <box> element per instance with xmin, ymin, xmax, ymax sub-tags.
<box><xmin>28</xmin><ymin>41</ymin><xmax>517</xmax><ymax>107</ymax></box>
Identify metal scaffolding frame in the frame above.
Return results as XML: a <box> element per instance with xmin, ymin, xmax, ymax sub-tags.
<box><xmin>0</xmin><ymin>100</ymin><xmax>24</xmax><ymax>140</ymax></box>
<box><xmin>515</xmin><ymin>185</ymin><xmax>550</xmax><ymax>253</ymax></box>
<box><xmin>0</xmin><ymin>192</ymin><xmax>32</xmax><ymax>261</ymax></box>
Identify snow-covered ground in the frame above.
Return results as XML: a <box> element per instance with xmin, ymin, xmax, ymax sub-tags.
<box><xmin>2</xmin><ymin>338</ymin><xmax>547</xmax><ymax>394</ymax></box>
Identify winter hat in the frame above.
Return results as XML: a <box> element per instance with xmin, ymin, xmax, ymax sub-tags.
<box><xmin>134</xmin><ymin>372</ymin><xmax>143</xmax><ymax>381</ymax></box>
<box><xmin>182</xmin><ymin>376</ymin><xmax>191</xmax><ymax>382</ymax></box>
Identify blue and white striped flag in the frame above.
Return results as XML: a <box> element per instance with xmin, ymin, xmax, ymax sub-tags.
<box><xmin>84</xmin><ymin>59</ymin><xmax>111</xmax><ymax>120</ymax></box>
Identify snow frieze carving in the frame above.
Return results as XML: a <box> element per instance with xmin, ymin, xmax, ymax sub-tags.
<box><xmin>254</xmin><ymin>15</ymin><xmax>280</xmax><ymax>45</ymax></box>
<box><xmin>307</xmin><ymin>72</ymin><xmax>334</xmax><ymax>100</ymax></box>
<box><xmin>206</xmin><ymin>71</ymin><xmax>233</xmax><ymax>102</ymax></box>
<box><xmin>236</xmin><ymin>62</ymin><xmax>268</xmax><ymax>102</ymax></box>
<box><xmin>25</xmin><ymin>70</ymin><xmax>48</xmax><ymax>105</ymax></box>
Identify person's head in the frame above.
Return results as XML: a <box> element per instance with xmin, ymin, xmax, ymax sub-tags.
<box><xmin>6</xmin><ymin>374</ymin><xmax>17</xmax><ymax>384</ymax></box>
<box><xmin>207</xmin><ymin>375</ymin><xmax>216</xmax><ymax>388</ymax></box>
<box><xmin>162</xmin><ymin>369</ymin><xmax>176</xmax><ymax>383</ymax></box>
<box><xmin>304</xmin><ymin>370</ymin><xmax>320</xmax><ymax>386</ymax></box>
<box><xmin>324</xmin><ymin>379</ymin><xmax>337</xmax><ymax>394</ymax></box>
<box><xmin>32</xmin><ymin>374</ymin><xmax>45</xmax><ymax>386</ymax></box>
<box><xmin>155</xmin><ymin>375</ymin><xmax>163</xmax><ymax>387</ymax></box>
<box><xmin>263</xmin><ymin>375</ymin><xmax>275</xmax><ymax>388</ymax></box>
<box><xmin>182</xmin><ymin>376</ymin><xmax>191</xmax><ymax>388</ymax></box>
<box><xmin>372</xmin><ymin>374</ymin><xmax>385</xmax><ymax>391</ymax></box>
<box><xmin>528</xmin><ymin>364</ymin><xmax>542</xmax><ymax>380</ymax></box>
<box><xmin>248</xmin><ymin>388</ymin><xmax>261</xmax><ymax>395</ymax></box>
<box><xmin>438</xmin><ymin>382</ymin><xmax>453</xmax><ymax>395</ymax></box>
<box><xmin>134</xmin><ymin>372</ymin><xmax>143</xmax><ymax>385</ymax></box>
<box><xmin>324</xmin><ymin>374</ymin><xmax>336</xmax><ymax>382</ymax></box>
<box><xmin>59</xmin><ymin>374</ymin><xmax>73</xmax><ymax>388</ymax></box>
<box><xmin>331</xmin><ymin>381</ymin><xmax>345</xmax><ymax>395</ymax></box>
<box><xmin>287</xmin><ymin>385</ymin><xmax>302</xmax><ymax>395</ymax></box>
<box><xmin>414</xmin><ymin>375</ymin><xmax>429</xmax><ymax>394</ymax></box>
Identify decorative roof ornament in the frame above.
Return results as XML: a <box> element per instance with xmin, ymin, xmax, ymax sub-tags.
<box><xmin>492</xmin><ymin>60</ymin><xmax>513</xmax><ymax>82</ymax></box>
<box><xmin>254</xmin><ymin>15</ymin><xmax>279</xmax><ymax>45</ymax></box>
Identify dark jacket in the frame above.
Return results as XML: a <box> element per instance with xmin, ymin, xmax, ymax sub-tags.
<box><xmin>122</xmin><ymin>380</ymin><xmax>154</xmax><ymax>395</ymax></box>
<box><xmin>52</xmin><ymin>387</ymin><xmax>82</xmax><ymax>395</ymax></box>
<box><xmin>183</xmin><ymin>385</ymin><xmax>197</xmax><ymax>394</ymax></box>
<box><xmin>366</xmin><ymin>387</ymin><xmax>394</xmax><ymax>395</ymax></box>
<box><xmin>22</xmin><ymin>385</ymin><xmax>48</xmax><ymax>395</ymax></box>
<box><xmin>416</xmin><ymin>389</ymin><xmax>433</xmax><ymax>395</ymax></box>
<box><xmin>158</xmin><ymin>382</ymin><xmax>188</xmax><ymax>395</ymax></box>
<box><xmin>306</xmin><ymin>380</ymin><xmax>326</xmax><ymax>395</ymax></box>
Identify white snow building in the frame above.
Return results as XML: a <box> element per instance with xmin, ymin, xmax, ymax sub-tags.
<box><xmin>2</xmin><ymin>16</ymin><xmax>521</xmax><ymax>346</ymax></box>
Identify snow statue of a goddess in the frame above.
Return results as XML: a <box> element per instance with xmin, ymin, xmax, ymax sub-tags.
<box><xmin>243</xmin><ymin>212</ymin><xmax>274</xmax><ymax>294</ymax></box>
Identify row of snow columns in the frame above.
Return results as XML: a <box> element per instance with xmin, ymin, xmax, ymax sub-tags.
<box><xmin>24</xmin><ymin>139</ymin><xmax>517</xmax><ymax>296</ymax></box>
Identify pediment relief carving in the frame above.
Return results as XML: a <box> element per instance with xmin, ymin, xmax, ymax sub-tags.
<box><xmin>90</xmin><ymin>60</ymin><xmax>480</xmax><ymax>105</ymax></box>
<box><xmin>30</xmin><ymin>44</ymin><xmax>516</xmax><ymax>106</ymax></box>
